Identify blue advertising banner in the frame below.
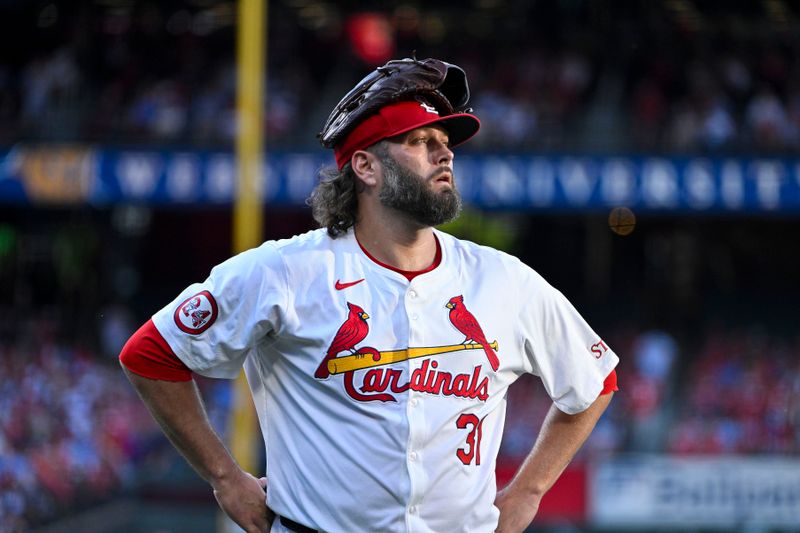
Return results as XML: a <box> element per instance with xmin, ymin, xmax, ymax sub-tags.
<box><xmin>2</xmin><ymin>145</ymin><xmax>800</xmax><ymax>212</ymax></box>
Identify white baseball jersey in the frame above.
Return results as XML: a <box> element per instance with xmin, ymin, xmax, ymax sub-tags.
<box><xmin>152</xmin><ymin>227</ymin><xmax>618</xmax><ymax>533</ymax></box>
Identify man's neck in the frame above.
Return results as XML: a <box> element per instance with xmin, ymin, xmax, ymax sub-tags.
<box><xmin>354</xmin><ymin>215</ymin><xmax>438</xmax><ymax>272</ymax></box>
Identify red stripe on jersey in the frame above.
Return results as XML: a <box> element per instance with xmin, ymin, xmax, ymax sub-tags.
<box><xmin>356</xmin><ymin>234</ymin><xmax>442</xmax><ymax>281</ymax></box>
<box><xmin>119</xmin><ymin>319</ymin><xmax>192</xmax><ymax>381</ymax></box>
<box><xmin>600</xmin><ymin>369</ymin><xmax>618</xmax><ymax>395</ymax></box>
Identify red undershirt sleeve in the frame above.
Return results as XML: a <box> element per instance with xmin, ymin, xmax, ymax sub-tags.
<box><xmin>119</xmin><ymin>319</ymin><xmax>193</xmax><ymax>381</ymax></box>
<box><xmin>600</xmin><ymin>368</ymin><xmax>618</xmax><ymax>396</ymax></box>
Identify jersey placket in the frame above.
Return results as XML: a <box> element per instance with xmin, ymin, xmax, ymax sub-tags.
<box><xmin>404</xmin><ymin>281</ymin><xmax>429</xmax><ymax>531</ymax></box>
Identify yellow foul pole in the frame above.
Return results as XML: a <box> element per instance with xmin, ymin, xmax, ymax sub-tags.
<box><xmin>230</xmin><ymin>0</ymin><xmax>266</xmax><ymax>476</ymax></box>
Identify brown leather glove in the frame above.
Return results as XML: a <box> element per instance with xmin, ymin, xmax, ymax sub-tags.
<box><xmin>317</xmin><ymin>57</ymin><xmax>473</xmax><ymax>149</ymax></box>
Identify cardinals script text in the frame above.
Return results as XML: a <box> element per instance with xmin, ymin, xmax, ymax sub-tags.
<box><xmin>343</xmin><ymin>359</ymin><xmax>489</xmax><ymax>403</ymax></box>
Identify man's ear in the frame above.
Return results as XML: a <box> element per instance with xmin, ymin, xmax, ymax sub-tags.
<box><xmin>351</xmin><ymin>150</ymin><xmax>379</xmax><ymax>188</ymax></box>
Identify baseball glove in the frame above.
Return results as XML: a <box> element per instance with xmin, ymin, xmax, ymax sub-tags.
<box><xmin>317</xmin><ymin>57</ymin><xmax>473</xmax><ymax>149</ymax></box>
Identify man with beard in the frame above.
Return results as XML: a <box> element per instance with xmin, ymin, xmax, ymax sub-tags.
<box><xmin>119</xmin><ymin>59</ymin><xmax>618</xmax><ymax>533</ymax></box>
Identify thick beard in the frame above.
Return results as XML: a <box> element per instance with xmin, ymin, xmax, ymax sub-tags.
<box><xmin>378</xmin><ymin>154</ymin><xmax>462</xmax><ymax>227</ymax></box>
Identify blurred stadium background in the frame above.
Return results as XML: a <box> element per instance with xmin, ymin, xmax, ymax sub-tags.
<box><xmin>1</xmin><ymin>0</ymin><xmax>799</xmax><ymax>531</ymax></box>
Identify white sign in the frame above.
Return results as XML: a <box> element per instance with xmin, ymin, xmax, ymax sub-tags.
<box><xmin>591</xmin><ymin>456</ymin><xmax>800</xmax><ymax>528</ymax></box>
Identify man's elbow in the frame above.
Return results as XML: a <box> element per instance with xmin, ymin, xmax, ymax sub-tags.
<box><xmin>589</xmin><ymin>389</ymin><xmax>614</xmax><ymax>418</ymax></box>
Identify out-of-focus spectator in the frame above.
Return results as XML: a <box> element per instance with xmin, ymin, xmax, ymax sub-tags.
<box><xmin>20</xmin><ymin>47</ymin><xmax>84</xmax><ymax>139</ymax></box>
<box><xmin>698</xmin><ymin>92</ymin><xmax>736</xmax><ymax>150</ymax></box>
<box><xmin>744</xmin><ymin>84</ymin><xmax>794</xmax><ymax>149</ymax></box>
<box><xmin>669</xmin><ymin>328</ymin><xmax>799</xmax><ymax>455</ymax></box>
<box><xmin>5</xmin><ymin>2</ymin><xmax>800</xmax><ymax>152</ymax></box>
<box><xmin>99</xmin><ymin>303</ymin><xmax>136</xmax><ymax>359</ymax></box>
<box><xmin>626</xmin><ymin>330</ymin><xmax>678</xmax><ymax>451</ymax></box>
<box><xmin>666</xmin><ymin>100</ymin><xmax>702</xmax><ymax>150</ymax></box>
<box><xmin>634</xmin><ymin>330</ymin><xmax>677</xmax><ymax>383</ymax></box>
<box><xmin>630</xmin><ymin>78</ymin><xmax>668</xmax><ymax>149</ymax></box>
<box><xmin>0</xmin><ymin>330</ymin><xmax>161</xmax><ymax>530</ymax></box>
<box><xmin>127</xmin><ymin>79</ymin><xmax>188</xmax><ymax>140</ymax></box>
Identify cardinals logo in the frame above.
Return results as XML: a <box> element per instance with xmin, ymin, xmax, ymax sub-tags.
<box><xmin>419</xmin><ymin>101</ymin><xmax>439</xmax><ymax>115</ymax></box>
<box><xmin>174</xmin><ymin>291</ymin><xmax>218</xmax><ymax>334</ymax></box>
<box><xmin>316</xmin><ymin>297</ymin><xmax>499</xmax><ymax>403</ymax></box>
<box><xmin>446</xmin><ymin>295</ymin><xmax>500</xmax><ymax>371</ymax></box>
<box><xmin>315</xmin><ymin>302</ymin><xmax>370</xmax><ymax>379</ymax></box>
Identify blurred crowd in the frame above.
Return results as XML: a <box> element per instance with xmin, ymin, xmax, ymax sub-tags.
<box><xmin>0</xmin><ymin>322</ymin><xmax>236</xmax><ymax>531</ymax></box>
<box><xmin>0</xmin><ymin>214</ymin><xmax>208</xmax><ymax>531</ymax></box>
<box><xmin>668</xmin><ymin>327</ymin><xmax>800</xmax><ymax>454</ymax></box>
<box><xmin>499</xmin><ymin>326</ymin><xmax>800</xmax><ymax>470</ymax></box>
<box><xmin>0</xmin><ymin>320</ymin><xmax>160</xmax><ymax>531</ymax></box>
<box><xmin>3</xmin><ymin>1</ymin><xmax>800</xmax><ymax>152</ymax></box>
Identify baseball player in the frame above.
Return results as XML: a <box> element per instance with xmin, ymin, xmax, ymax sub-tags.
<box><xmin>120</xmin><ymin>57</ymin><xmax>618</xmax><ymax>533</ymax></box>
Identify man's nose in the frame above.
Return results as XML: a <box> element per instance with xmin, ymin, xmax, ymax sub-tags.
<box><xmin>432</xmin><ymin>142</ymin><xmax>453</xmax><ymax>166</ymax></box>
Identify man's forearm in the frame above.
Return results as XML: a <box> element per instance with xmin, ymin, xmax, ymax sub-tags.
<box><xmin>511</xmin><ymin>392</ymin><xmax>613</xmax><ymax>498</ymax></box>
<box><xmin>122</xmin><ymin>364</ymin><xmax>273</xmax><ymax>532</ymax></box>
<box><xmin>121</xmin><ymin>364</ymin><xmax>241</xmax><ymax>484</ymax></box>
<box><xmin>494</xmin><ymin>392</ymin><xmax>613</xmax><ymax>533</ymax></box>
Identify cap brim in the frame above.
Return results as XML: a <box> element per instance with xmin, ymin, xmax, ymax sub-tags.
<box><xmin>333</xmin><ymin>100</ymin><xmax>482</xmax><ymax>168</ymax></box>
<box><xmin>386</xmin><ymin>112</ymin><xmax>481</xmax><ymax>148</ymax></box>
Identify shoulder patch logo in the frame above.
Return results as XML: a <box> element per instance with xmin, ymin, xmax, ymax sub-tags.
<box><xmin>174</xmin><ymin>290</ymin><xmax>218</xmax><ymax>334</ymax></box>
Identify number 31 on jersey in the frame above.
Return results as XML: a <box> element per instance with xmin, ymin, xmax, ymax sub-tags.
<box><xmin>456</xmin><ymin>413</ymin><xmax>485</xmax><ymax>465</ymax></box>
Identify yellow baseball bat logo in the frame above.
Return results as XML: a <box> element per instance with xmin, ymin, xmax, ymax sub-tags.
<box><xmin>327</xmin><ymin>341</ymin><xmax>499</xmax><ymax>375</ymax></box>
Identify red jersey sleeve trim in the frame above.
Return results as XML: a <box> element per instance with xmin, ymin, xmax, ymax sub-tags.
<box><xmin>600</xmin><ymin>369</ymin><xmax>618</xmax><ymax>396</ymax></box>
<box><xmin>119</xmin><ymin>319</ymin><xmax>193</xmax><ymax>381</ymax></box>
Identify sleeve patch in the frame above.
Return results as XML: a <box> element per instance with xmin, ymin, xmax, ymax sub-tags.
<box><xmin>173</xmin><ymin>290</ymin><xmax>218</xmax><ymax>334</ymax></box>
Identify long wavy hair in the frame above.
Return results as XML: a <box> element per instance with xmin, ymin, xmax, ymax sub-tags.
<box><xmin>308</xmin><ymin>142</ymin><xmax>388</xmax><ymax>238</ymax></box>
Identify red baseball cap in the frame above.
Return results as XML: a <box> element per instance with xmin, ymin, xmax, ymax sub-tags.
<box><xmin>333</xmin><ymin>99</ymin><xmax>480</xmax><ymax>169</ymax></box>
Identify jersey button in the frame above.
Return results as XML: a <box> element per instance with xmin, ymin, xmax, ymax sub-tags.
<box><xmin>409</xmin><ymin>451</ymin><xmax>418</xmax><ymax>461</ymax></box>
<box><xmin>408</xmin><ymin>290</ymin><xmax>417</xmax><ymax>299</ymax></box>
<box><xmin>409</xmin><ymin>506</ymin><xmax>418</xmax><ymax>514</ymax></box>
<box><xmin>410</xmin><ymin>313</ymin><xmax>419</xmax><ymax>321</ymax></box>
<box><xmin>409</xmin><ymin>398</ymin><xmax>419</xmax><ymax>407</ymax></box>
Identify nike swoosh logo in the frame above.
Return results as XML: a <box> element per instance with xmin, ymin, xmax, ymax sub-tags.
<box><xmin>335</xmin><ymin>278</ymin><xmax>365</xmax><ymax>290</ymax></box>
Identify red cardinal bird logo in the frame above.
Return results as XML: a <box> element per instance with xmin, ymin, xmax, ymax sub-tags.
<box><xmin>315</xmin><ymin>302</ymin><xmax>370</xmax><ymax>379</ymax></box>
<box><xmin>446</xmin><ymin>295</ymin><xmax>500</xmax><ymax>372</ymax></box>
